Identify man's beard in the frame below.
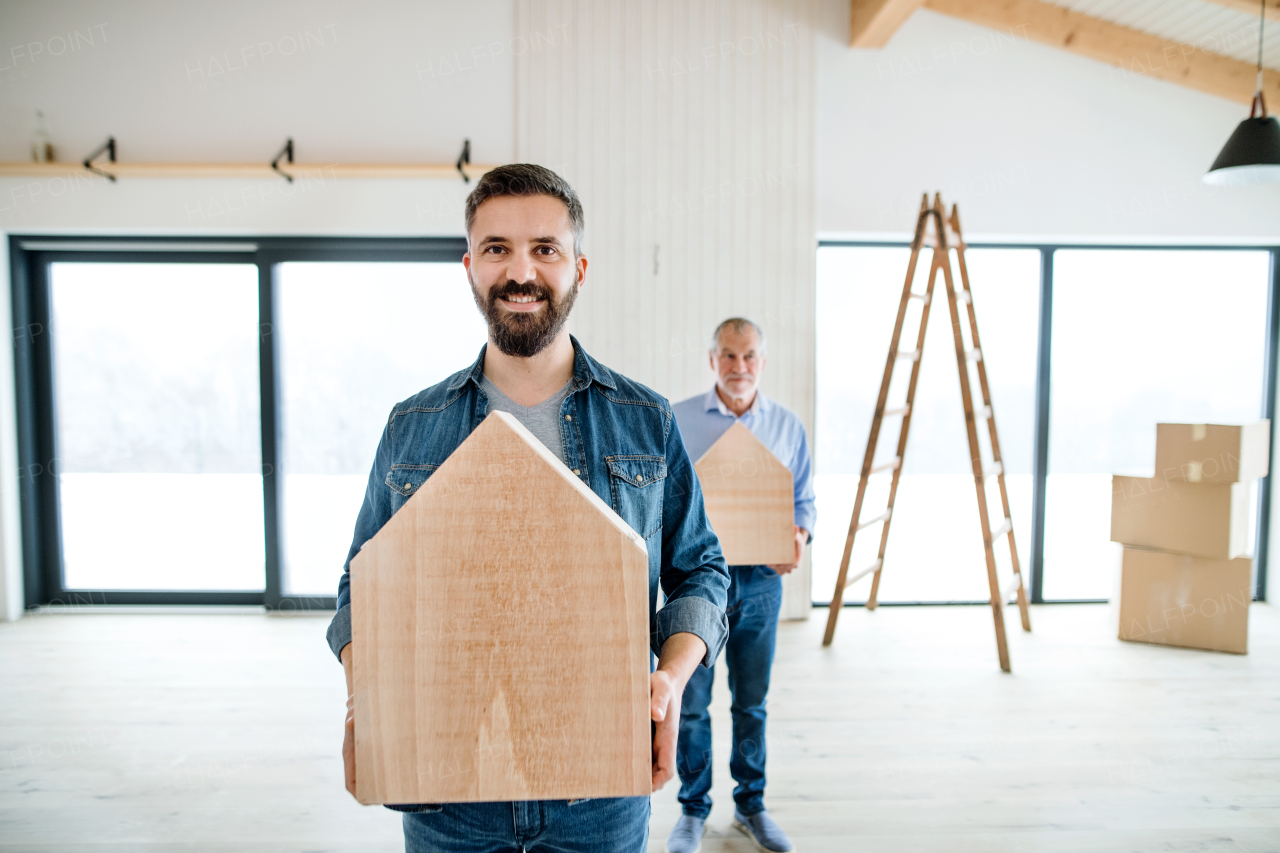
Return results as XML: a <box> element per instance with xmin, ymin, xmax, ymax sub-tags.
<box><xmin>470</xmin><ymin>276</ymin><xmax>578</xmax><ymax>358</ymax></box>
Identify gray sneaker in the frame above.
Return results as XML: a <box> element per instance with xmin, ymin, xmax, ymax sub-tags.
<box><xmin>666</xmin><ymin>814</ymin><xmax>706</xmax><ymax>853</ymax></box>
<box><xmin>733</xmin><ymin>808</ymin><xmax>794</xmax><ymax>853</ymax></box>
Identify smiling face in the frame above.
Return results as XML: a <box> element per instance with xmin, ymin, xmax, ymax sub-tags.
<box><xmin>711</xmin><ymin>324</ymin><xmax>766</xmax><ymax>404</ymax></box>
<box><xmin>462</xmin><ymin>193</ymin><xmax>586</xmax><ymax>358</ymax></box>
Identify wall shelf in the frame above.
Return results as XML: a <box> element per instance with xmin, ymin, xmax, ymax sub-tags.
<box><xmin>0</xmin><ymin>162</ymin><xmax>498</xmax><ymax>181</ymax></box>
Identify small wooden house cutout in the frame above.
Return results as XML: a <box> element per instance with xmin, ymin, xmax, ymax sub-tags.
<box><xmin>694</xmin><ymin>422</ymin><xmax>795</xmax><ymax>566</ymax></box>
<box><xmin>350</xmin><ymin>411</ymin><xmax>650</xmax><ymax>805</ymax></box>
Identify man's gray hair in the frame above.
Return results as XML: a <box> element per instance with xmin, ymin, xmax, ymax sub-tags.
<box><xmin>464</xmin><ymin>163</ymin><xmax>585</xmax><ymax>257</ymax></box>
<box><xmin>709</xmin><ymin>317</ymin><xmax>767</xmax><ymax>353</ymax></box>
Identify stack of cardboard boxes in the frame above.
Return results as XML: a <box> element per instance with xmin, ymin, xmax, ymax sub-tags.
<box><xmin>1110</xmin><ymin>422</ymin><xmax>1269</xmax><ymax>655</ymax></box>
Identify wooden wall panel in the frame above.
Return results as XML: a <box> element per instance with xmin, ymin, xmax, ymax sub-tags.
<box><xmin>514</xmin><ymin>0</ymin><xmax>817</xmax><ymax>617</ymax></box>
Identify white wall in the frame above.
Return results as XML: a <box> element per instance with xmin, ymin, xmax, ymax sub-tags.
<box><xmin>813</xmin><ymin>1</ymin><xmax>1280</xmax><ymax>594</ymax></box>
<box><xmin>514</xmin><ymin>0</ymin><xmax>818</xmax><ymax>618</ymax></box>
<box><xmin>0</xmin><ymin>0</ymin><xmax>516</xmax><ymax>237</ymax></box>
<box><xmin>0</xmin><ymin>0</ymin><xmax>519</xmax><ymax>617</ymax></box>
<box><xmin>3</xmin><ymin>0</ymin><xmax>1279</xmax><ymax>618</ymax></box>
<box><xmin>816</xmin><ymin>5</ymin><xmax>1280</xmax><ymax>242</ymax></box>
<box><xmin>0</xmin><ymin>0</ymin><xmax>822</xmax><ymax>618</ymax></box>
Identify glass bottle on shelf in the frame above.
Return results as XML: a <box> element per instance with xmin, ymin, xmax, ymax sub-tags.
<box><xmin>31</xmin><ymin>110</ymin><xmax>54</xmax><ymax>163</ymax></box>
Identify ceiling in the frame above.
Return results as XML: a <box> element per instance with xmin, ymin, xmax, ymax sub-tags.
<box><xmin>1045</xmin><ymin>0</ymin><xmax>1279</xmax><ymax>69</ymax></box>
<box><xmin>851</xmin><ymin>0</ymin><xmax>1280</xmax><ymax>105</ymax></box>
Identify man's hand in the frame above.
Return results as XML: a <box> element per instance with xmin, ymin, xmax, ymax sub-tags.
<box><xmin>651</xmin><ymin>632</ymin><xmax>708</xmax><ymax>792</ymax></box>
<box><xmin>343</xmin><ymin>693</ymin><xmax>357</xmax><ymax>797</ymax></box>
<box><xmin>340</xmin><ymin>643</ymin><xmax>360</xmax><ymax>801</ymax></box>
<box><xmin>650</xmin><ymin>669</ymin><xmax>680</xmax><ymax>790</ymax></box>
<box><xmin>768</xmin><ymin>526</ymin><xmax>808</xmax><ymax>574</ymax></box>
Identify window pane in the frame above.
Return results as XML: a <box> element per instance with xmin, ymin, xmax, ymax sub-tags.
<box><xmin>814</xmin><ymin>246</ymin><xmax>1040</xmax><ymax>603</ymax></box>
<box><xmin>1044</xmin><ymin>250</ymin><xmax>1269</xmax><ymax>600</ymax></box>
<box><xmin>51</xmin><ymin>263</ymin><xmax>264</xmax><ymax>591</ymax></box>
<box><xmin>277</xmin><ymin>262</ymin><xmax>488</xmax><ymax>597</ymax></box>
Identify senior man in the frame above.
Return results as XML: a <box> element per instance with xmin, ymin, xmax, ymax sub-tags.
<box><xmin>667</xmin><ymin>318</ymin><xmax>815</xmax><ymax>853</ymax></box>
<box><xmin>327</xmin><ymin>164</ymin><xmax>730</xmax><ymax>853</ymax></box>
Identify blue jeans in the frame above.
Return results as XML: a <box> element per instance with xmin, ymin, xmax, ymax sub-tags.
<box><xmin>676</xmin><ymin>564</ymin><xmax>782</xmax><ymax>819</ymax></box>
<box><xmin>402</xmin><ymin>797</ymin><xmax>649</xmax><ymax>852</ymax></box>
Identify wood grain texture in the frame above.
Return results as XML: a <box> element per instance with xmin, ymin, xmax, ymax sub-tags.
<box><xmin>695</xmin><ymin>423</ymin><xmax>795</xmax><ymax>566</ymax></box>
<box><xmin>350</xmin><ymin>411</ymin><xmax>650</xmax><ymax>805</ymax></box>
<box><xmin>849</xmin><ymin>0</ymin><xmax>926</xmax><ymax>46</ymax></box>
<box><xmin>925</xmin><ymin>0</ymin><xmax>1280</xmax><ymax>107</ymax></box>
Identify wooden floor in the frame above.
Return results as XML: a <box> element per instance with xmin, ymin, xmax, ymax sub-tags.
<box><xmin>1</xmin><ymin>602</ymin><xmax>1278</xmax><ymax>852</ymax></box>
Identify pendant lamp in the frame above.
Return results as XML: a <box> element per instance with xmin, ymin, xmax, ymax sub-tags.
<box><xmin>1204</xmin><ymin>0</ymin><xmax>1280</xmax><ymax>185</ymax></box>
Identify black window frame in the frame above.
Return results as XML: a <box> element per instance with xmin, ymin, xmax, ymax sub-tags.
<box><xmin>10</xmin><ymin>235</ymin><xmax>467</xmax><ymax>611</ymax></box>
<box><xmin>816</xmin><ymin>240</ymin><xmax>1280</xmax><ymax>606</ymax></box>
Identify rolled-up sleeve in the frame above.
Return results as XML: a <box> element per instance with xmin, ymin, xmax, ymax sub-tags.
<box><xmin>325</xmin><ymin>604</ymin><xmax>352</xmax><ymax>661</ymax></box>
<box><xmin>326</xmin><ymin>411</ymin><xmax>396</xmax><ymax>662</ymax></box>
<box><xmin>654</xmin><ymin>415</ymin><xmax>730</xmax><ymax>667</ymax></box>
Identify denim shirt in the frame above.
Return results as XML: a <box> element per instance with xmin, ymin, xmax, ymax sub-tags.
<box><xmin>326</xmin><ymin>337</ymin><xmax>730</xmax><ymax>668</ymax></box>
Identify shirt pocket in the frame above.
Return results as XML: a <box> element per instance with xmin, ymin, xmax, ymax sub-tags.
<box><xmin>606</xmin><ymin>455</ymin><xmax>667</xmax><ymax>539</ymax></box>
<box><xmin>384</xmin><ymin>463</ymin><xmax>439</xmax><ymax>511</ymax></box>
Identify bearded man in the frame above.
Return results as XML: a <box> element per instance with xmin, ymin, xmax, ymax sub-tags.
<box><xmin>325</xmin><ymin>164</ymin><xmax>730</xmax><ymax>853</ymax></box>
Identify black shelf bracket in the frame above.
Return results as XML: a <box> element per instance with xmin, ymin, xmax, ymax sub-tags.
<box><xmin>456</xmin><ymin>138</ymin><xmax>471</xmax><ymax>183</ymax></box>
<box><xmin>271</xmin><ymin>138</ymin><xmax>294</xmax><ymax>183</ymax></box>
<box><xmin>82</xmin><ymin>136</ymin><xmax>116</xmax><ymax>182</ymax></box>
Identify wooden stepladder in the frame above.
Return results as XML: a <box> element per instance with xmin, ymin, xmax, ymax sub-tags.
<box><xmin>821</xmin><ymin>194</ymin><xmax>1031</xmax><ymax>672</ymax></box>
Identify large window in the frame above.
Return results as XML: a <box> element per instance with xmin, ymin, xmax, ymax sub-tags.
<box><xmin>14</xmin><ymin>238</ymin><xmax>1278</xmax><ymax>608</ymax></box>
<box><xmin>51</xmin><ymin>262</ymin><xmax>264</xmax><ymax>591</ymax></box>
<box><xmin>815</xmin><ymin>246</ymin><xmax>1040</xmax><ymax>603</ymax></box>
<box><xmin>12</xmin><ymin>237</ymin><xmax>471</xmax><ymax>608</ymax></box>
<box><xmin>816</xmin><ymin>243</ymin><xmax>1276</xmax><ymax>605</ymax></box>
<box><xmin>1044</xmin><ymin>249</ymin><xmax>1270</xmax><ymax>600</ymax></box>
<box><xmin>276</xmin><ymin>262</ymin><xmax>486</xmax><ymax>597</ymax></box>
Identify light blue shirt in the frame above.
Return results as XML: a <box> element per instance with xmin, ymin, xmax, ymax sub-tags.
<box><xmin>673</xmin><ymin>387</ymin><xmax>816</xmax><ymax>540</ymax></box>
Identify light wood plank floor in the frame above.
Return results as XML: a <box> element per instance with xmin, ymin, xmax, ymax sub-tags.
<box><xmin>1</xmin><ymin>602</ymin><xmax>1277</xmax><ymax>852</ymax></box>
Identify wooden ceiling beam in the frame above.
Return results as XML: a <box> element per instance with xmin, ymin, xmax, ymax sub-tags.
<box><xmin>924</xmin><ymin>0</ymin><xmax>1280</xmax><ymax>107</ymax></box>
<box><xmin>850</xmin><ymin>0</ymin><xmax>927</xmax><ymax>47</ymax></box>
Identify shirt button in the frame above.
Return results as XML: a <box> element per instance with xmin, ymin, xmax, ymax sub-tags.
<box><xmin>565</xmin><ymin>414</ymin><xmax>572</xmax><ymax>421</ymax></box>
<box><xmin>636</xmin><ymin>474</ymin><xmax>644</xmax><ymax>483</ymax></box>
<box><xmin>572</xmin><ymin>468</ymin><xmax>580</xmax><ymax>475</ymax></box>
<box><xmin>405</xmin><ymin>483</ymin><xmax>413</xmax><ymax>490</ymax></box>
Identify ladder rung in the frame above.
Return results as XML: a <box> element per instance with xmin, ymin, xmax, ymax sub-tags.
<box><xmin>957</xmin><ymin>290</ymin><xmax>972</xmax><ymax>305</ymax></box>
<box><xmin>989</xmin><ymin>518</ymin><xmax>1012</xmax><ymax>541</ymax></box>
<box><xmin>857</xmin><ymin>509</ymin><xmax>892</xmax><ymax>531</ymax></box>
<box><xmin>883</xmin><ymin>404</ymin><xmax>910</xmax><ymax>418</ymax></box>
<box><xmin>965</xmin><ymin>348</ymin><xmax>982</xmax><ymax>362</ymax></box>
<box><xmin>978</xmin><ymin>405</ymin><xmax>993</xmax><ymax>420</ymax></box>
<box><xmin>844</xmin><ymin>559</ymin><xmax>883</xmax><ymax>590</ymax></box>
<box><xmin>982</xmin><ymin>462</ymin><xmax>1003</xmax><ymax>479</ymax></box>
<box><xmin>908</xmin><ymin>291</ymin><xmax>930</xmax><ymax>304</ymax></box>
<box><xmin>869</xmin><ymin>457</ymin><xmax>901</xmax><ymax>475</ymax></box>
<box><xmin>897</xmin><ymin>349</ymin><xmax>921</xmax><ymax>362</ymax></box>
<box><xmin>1000</xmin><ymin>573</ymin><xmax>1023</xmax><ymax>602</ymax></box>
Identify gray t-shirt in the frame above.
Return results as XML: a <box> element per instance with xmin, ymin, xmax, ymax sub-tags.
<box><xmin>480</xmin><ymin>375</ymin><xmax>573</xmax><ymax>465</ymax></box>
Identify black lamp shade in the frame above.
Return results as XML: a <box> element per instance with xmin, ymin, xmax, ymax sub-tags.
<box><xmin>1204</xmin><ymin>116</ymin><xmax>1280</xmax><ymax>185</ymax></box>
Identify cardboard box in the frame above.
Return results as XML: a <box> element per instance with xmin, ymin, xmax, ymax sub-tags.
<box><xmin>1118</xmin><ymin>547</ymin><xmax>1251</xmax><ymax>654</ymax></box>
<box><xmin>1110</xmin><ymin>474</ymin><xmax>1250</xmax><ymax>559</ymax></box>
<box><xmin>1154</xmin><ymin>421</ymin><xmax>1270</xmax><ymax>484</ymax></box>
